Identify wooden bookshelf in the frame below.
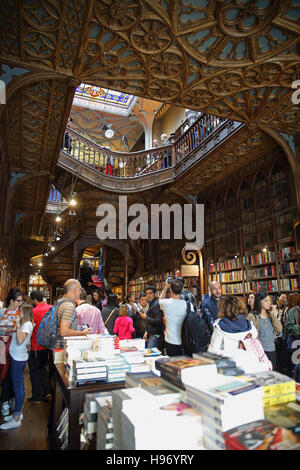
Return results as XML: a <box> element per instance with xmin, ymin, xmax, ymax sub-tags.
<box><xmin>203</xmin><ymin>159</ymin><xmax>300</xmax><ymax>298</ymax></box>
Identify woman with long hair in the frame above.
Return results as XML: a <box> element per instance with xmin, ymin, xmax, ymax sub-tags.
<box><xmin>208</xmin><ymin>295</ymin><xmax>258</xmax><ymax>356</ymax></box>
<box><xmin>246</xmin><ymin>292</ymin><xmax>255</xmax><ymax>314</ymax></box>
<box><xmin>124</xmin><ymin>292</ymin><xmax>138</xmax><ymax>318</ymax></box>
<box><xmin>0</xmin><ymin>287</ymin><xmax>23</xmax><ymax>418</ymax></box>
<box><xmin>248</xmin><ymin>292</ymin><xmax>282</xmax><ymax>371</ymax></box>
<box><xmin>0</xmin><ymin>303</ymin><xmax>34</xmax><ymax>430</ymax></box>
<box><xmin>92</xmin><ymin>289</ymin><xmax>102</xmax><ymax>311</ymax></box>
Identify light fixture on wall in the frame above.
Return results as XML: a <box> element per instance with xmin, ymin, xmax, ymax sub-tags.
<box><xmin>103</xmin><ymin>124</ymin><xmax>114</xmax><ymax>139</ymax></box>
<box><xmin>55</xmin><ymin>214</ymin><xmax>62</xmax><ymax>222</ymax></box>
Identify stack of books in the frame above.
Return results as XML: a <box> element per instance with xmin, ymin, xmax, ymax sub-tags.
<box><xmin>106</xmin><ymin>355</ymin><xmax>130</xmax><ymax>383</ymax></box>
<box><xmin>264</xmin><ymin>400</ymin><xmax>300</xmax><ymax>435</ymax></box>
<box><xmin>224</xmin><ymin>419</ymin><xmax>300</xmax><ymax>450</ymax></box>
<box><xmin>120</xmin><ymin>347</ymin><xmax>150</xmax><ymax>373</ymax></box>
<box><xmin>96</xmin><ymin>394</ymin><xmax>114</xmax><ymax>450</ymax></box>
<box><xmin>56</xmin><ymin>407</ymin><xmax>69</xmax><ymax>450</ymax></box>
<box><xmin>181</xmin><ymin>373</ymin><xmax>265</xmax><ymax>450</ymax></box>
<box><xmin>155</xmin><ymin>356</ymin><xmax>218</xmax><ymax>391</ymax></box>
<box><xmin>193</xmin><ymin>352</ymin><xmax>245</xmax><ymax>376</ymax></box>
<box><xmin>83</xmin><ymin>398</ymin><xmax>98</xmax><ymax>435</ymax></box>
<box><xmin>96</xmin><ymin>335</ymin><xmax>119</xmax><ymax>355</ymax></box>
<box><xmin>72</xmin><ymin>358</ymin><xmax>107</xmax><ymax>386</ymax></box>
<box><xmin>121</xmin><ymin>395</ymin><xmax>204</xmax><ymax>450</ymax></box>
<box><xmin>112</xmin><ymin>387</ymin><xmax>151</xmax><ymax>449</ymax></box>
<box><xmin>239</xmin><ymin>371</ymin><xmax>296</xmax><ymax>406</ymax></box>
<box><xmin>119</xmin><ymin>338</ymin><xmax>145</xmax><ymax>351</ymax></box>
<box><xmin>64</xmin><ymin>337</ymin><xmax>94</xmax><ymax>379</ymax></box>
<box><xmin>125</xmin><ymin>371</ymin><xmax>162</xmax><ymax>388</ymax></box>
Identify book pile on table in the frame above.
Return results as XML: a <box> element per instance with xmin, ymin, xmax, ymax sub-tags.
<box><xmin>155</xmin><ymin>356</ymin><xmax>218</xmax><ymax>391</ymax></box>
<box><xmin>56</xmin><ymin>407</ymin><xmax>69</xmax><ymax>450</ymax></box>
<box><xmin>119</xmin><ymin>338</ymin><xmax>145</xmax><ymax>351</ymax></box>
<box><xmin>96</xmin><ymin>393</ymin><xmax>114</xmax><ymax>450</ymax></box>
<box><xmin>264</xmin><ymin>400</ymin><xmax>300</xmax><ymax>436</ymax></box>
<box><xmin>121</xmin><ymin>391</ymin><xmax>204</xmax><ymax>450</ymax></box>
<box><xmin>239</xmin><ymin>371</ymin><xmax>296</xmax><ymax>406</ymax></box>
<box><xmin>112</xmin><ymin>387</ymin><xmax>151</xmax><ymax>449</ymax></box>
<box><xmin>96</xmin><ymin>335</ymin><xmax>119</xmax><ymax>355</ymax></box>
<box><xmin>82</xmin><ymin>395</ymin><xmax>98</xmax><ymax>435</ymax></box>
<box><xmin>120</xmin><ymin>347</ymin><xmax>150</xmax><ymax>373</ymax></box>
<box><xmin>125</xmin><ymin>371</ymin><xmax>162</xmax><ymax>388</ymax></box>
<box><xmin>223</xmin><ymin>419</ymin><xmax>300</xmax><ymax>450</ymax></box>
<box><xmin>64</xmin><ymin>337</ymin><xmax>94</xmax><ymax>379</ymax></box>
<box><xmin>72</xmin><ymin>358</ymin><xmax>107</xmax><ymax>386</ymax></box>
<box><xmin>106</xmin><ymin>355</ymin><xmax>130</xmax><ymax>383</ymax></box>
<box><xmin>193</xmin><ymin>352</ymin><xmax>245</xmax><ymax>376</ymax></box>
<box><xmin>182</xmin><ymin>372</ymin><xmax>265</xmax><ymax>450</ymax></box>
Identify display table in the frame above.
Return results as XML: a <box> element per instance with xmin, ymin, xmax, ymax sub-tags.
<box><xmin>51</xmin><ymin>362</ymin><xmax>125</xmax><ymax>450</ymax></box>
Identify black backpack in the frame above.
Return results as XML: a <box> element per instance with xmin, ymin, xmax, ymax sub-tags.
<box><xmin>182</xmin><ymin>301</ymin><xmax>209</xmax><ymax>356</ymax></box>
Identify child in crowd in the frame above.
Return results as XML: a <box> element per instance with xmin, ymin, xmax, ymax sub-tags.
<box><xmin>0</xmin><ymin>303</ymin><xmax>34</xmax><ymax>430</ymax></box>
<box><xmin>113</xmin><ymin>305</ymin><xmax>135</xmax><ymax>340</ymax></box>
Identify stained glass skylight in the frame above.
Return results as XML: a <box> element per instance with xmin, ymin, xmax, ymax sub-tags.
<box><xmin>73</xmin><ymin>83</ymin><xmax>138</xmax><ymax>116</ymax></box>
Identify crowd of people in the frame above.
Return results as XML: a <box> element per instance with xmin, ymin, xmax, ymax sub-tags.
<box><xmin>0</xmin><ymin>277</ymin><xmax>299</xmax><ymax>431</ymax></box>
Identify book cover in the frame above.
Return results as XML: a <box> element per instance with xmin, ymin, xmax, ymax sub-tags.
<box><xmin>156</xmin><ymin>356</ymin><xmax>214</xmax><ymax>376</ymax></box>
<box><xmin>224</xmin><ymin>420</ymin><xmax>300</xmax><ymax>450</ymax></box>
<box><xmin>263</xmin><ymin>392</ymin><xmax>296</xmax><ymax>407</ymax></box>
<box><xmin>264</xmin><ymin>401</ymin><xmax>300</xmax><ymax>434</ymax></box>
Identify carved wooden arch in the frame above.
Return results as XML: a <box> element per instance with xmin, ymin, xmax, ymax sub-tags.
<box><xmin>14</xmin><ymin>211</ymin><xmax>44</xmax><ymax>233</ymax></box>
<box><xmin>7</xmin><ymin>172</ymin><xmax>52</xmax><ymax>205</ymax></box>
<box><xmin>0</xmin><ymin>71</ymin><xmax>73</xmax><ymax>120</ymax></box>
<box><xmin>237</xmin><ymin>178</ymin><xmax>252</xmax><ymax>200</ymax></box>
<box><xmin>258</xmin><ymin>124</ymin><xmax>300</xmax><ymax>209</ymax></box>
<box><xmin>224</xmin><ymin>186</ymin><xmax>237</xmax><ymax>207</ymax></box>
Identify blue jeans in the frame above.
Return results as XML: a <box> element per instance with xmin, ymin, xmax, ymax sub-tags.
<box><xmin>10</xmin><ymin>354</ymin><xmax>27</xmax><ymax>416</ymax></box>
<box><xmin>147</xmin><ymin>335</ymin><xmax>159</xmax><ymax>349</ymax></box>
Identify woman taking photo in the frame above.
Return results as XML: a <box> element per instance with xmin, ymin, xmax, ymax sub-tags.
<box><xmin>0</xmin><ymin>287</ymin><xmax>23</xmax><ymax>418</ymax></box>
<box><xmin>0</xmin><ymin>303</ymin><xmax>34</xmax><ymax>430</ymax></box>
<box><xmin>248</xmin><ymin>292</ymin><xmax>282</xmax><ymax>371</ymax></box>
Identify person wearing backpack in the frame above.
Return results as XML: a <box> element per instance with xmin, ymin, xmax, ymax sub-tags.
<box><xmin>208</xmin><ymin>296</ymin><xmax>259</xmax><ymax>357</ymax></box>
<box><xmin>27</xmin><ymin>291</ymin><xmax>52</xmax><ymax>404</ymax></box>
<box><xmin>159</xmin><ymin>278</ymin><xmax>188</xmax><ymax>357</ymax></box>
<box><xmin>54</xmin><ymin>279</ymin><xmax>92</xmax><ymax>349</ymax></box>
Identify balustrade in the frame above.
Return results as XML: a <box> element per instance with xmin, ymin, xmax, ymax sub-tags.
<box><xmin>61</xmin><ymin>113</ymin><xmax>234</xmax><ymax>178</ymax></box>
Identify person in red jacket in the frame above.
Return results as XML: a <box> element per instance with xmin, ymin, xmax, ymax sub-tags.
<box><xmin>28</xmin><ymin>291</ymin><xmax>52</xmax><ymax>403</ymax></box>
<box><xmin>113</xmin><ymin>305</ymin><xmax>135</xmax><ymax>340</ymax></box>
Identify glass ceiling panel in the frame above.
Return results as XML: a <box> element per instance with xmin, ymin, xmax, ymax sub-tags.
<box><xmin>73</xmin><ymin>83</ymin><xmax>138</xmax><ymax>116</ymax></box>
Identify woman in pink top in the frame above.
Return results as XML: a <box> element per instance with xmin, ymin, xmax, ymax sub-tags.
<box><xmin>113</xmin><ymin>305</ymin><xmax>135</xmax><ymax>340</ymax></box>
<box><xmin>76</xmin><ymin>289</ymin><xmax>105</xmax><ymax>334</ymax></box>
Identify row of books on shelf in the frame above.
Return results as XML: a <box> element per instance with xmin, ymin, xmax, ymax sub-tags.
<box><xmin>246</xmin><ymin>265</ymin><xmax>276</xmax><ymax>279</ymax></box>
<box><xmin>244</xmin><ymin>251</ymin><xmax>275</xmax><ymax>265</ymax></box>
<box><xmin>281</xmin><ymin>262</ymin><xmax>298</xmax><ymax>275</ymax></box>
<box><xmin>72</xmin><ymin>353</ymin><xmax>300</xmax><ymax>451</ymax></box>
<box><xmin>280</xmin><ymin>278</ymin><xmax>298</xmax><ymax>291</ymax></box>
<box><xmin>220</xmin><ymin>271</ymin><xmax>243</xmax><ymax>282</ymax></box>
<box><xmin>247</xmin><ymin>280</ymin><xmax>279</xmax><ymax>292</ymax></box>
<box><xmin>222</xmin><ymin>284</ymin><xmax>243</xmax><ymax>295</ymax></box>
<box><xmin>280</xmin><ymin>246</ymin><xmax>295</xmax><ymax>260</ymax></box>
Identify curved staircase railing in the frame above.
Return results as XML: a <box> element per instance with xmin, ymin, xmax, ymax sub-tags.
<box><xmin>62</xmin><ymin>113</ymin><xmax>232</xmax><ymax>178</ymax></box>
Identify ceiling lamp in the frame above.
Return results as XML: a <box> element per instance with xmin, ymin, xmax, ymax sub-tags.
<box><xmin>51</xmin><ymin>246</ymin><xmax>55</xmax><ymax>252</ymax></box>
<box><xmin>103</xmin><ymin>124</ymin><xmax>114</xmax><ymax>139</ymax></box>
<box><xmin>69</xmin><ymin>191</ymin><xmax>77</xmax><ymax>207</ymax></box>
<box><xmin>55</xmin><ymin>214</ymin><xmax>62</xmax><ymax>222</ymax></box>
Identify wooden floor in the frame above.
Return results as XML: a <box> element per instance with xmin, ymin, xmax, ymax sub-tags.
<box><xmin>0</xmin><ymin>365</ymin><xmax>51</xmax><ymax>450</ymax></box>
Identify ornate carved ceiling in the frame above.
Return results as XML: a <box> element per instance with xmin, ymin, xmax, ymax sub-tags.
<box><xmin>1</xmin><ymin>0</ymin><xmax>299</xmax><ymax>133</ymax></box>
